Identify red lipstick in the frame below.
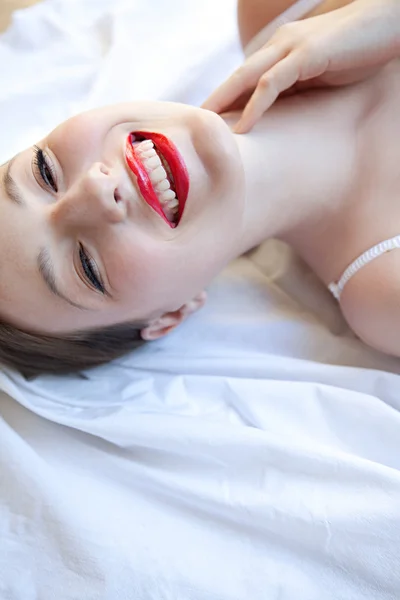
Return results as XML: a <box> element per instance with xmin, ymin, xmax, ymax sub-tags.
<box><xmin>125</xmin><ymin>131</ymin><xmax>189</xmax><ymax>227</ymax></box>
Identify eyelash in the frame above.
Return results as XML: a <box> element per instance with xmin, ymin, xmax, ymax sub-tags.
<box><xmin>79</xmin><ymin>244</ymin><xmax>105</xmax><ymax>294</ymax></box>
<box><xmin>32</xmin><ymin>145</ymin><xmax>58</xmax><ymax>193</ymax></box>
<box><xmin>32</xmin><ymin>146</ymin><xmax>105</xmax><ymax>295</ymax></box>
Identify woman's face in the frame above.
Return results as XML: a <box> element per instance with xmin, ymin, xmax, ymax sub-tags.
<box><xmin>0</xmin><ymin>102</ymin><xmax>245</xmax><ymax>334</ymax></box>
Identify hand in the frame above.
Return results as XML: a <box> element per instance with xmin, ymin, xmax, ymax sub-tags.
<box><xmin>202</xmin><ymin>0</ymin><xmax>400</xmax><ymax>133</ymax></box>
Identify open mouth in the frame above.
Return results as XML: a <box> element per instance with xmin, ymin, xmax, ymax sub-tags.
<box><xmin>125</xmin><ymin>131</ymin><xmax>189</xmax><ymax>227</ymax></box>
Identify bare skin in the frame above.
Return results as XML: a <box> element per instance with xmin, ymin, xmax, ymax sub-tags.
<box><xmin>238</xmin><ymin>0</ymin><xmax>358</xmax><ymax>49</ymax></box>
<box><xmin>0</xmin><ymin>0</ymin><xmax>399</xmax><ymax>358</ymax></box>
<box><xmin>233</xmin><ymin>0</ymin><xmax>400</xmax><ymax>355</ymax></box>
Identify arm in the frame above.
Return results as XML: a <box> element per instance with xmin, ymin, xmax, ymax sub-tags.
<box><xmin>203</xmin><ymin>0</ymin><xmax>400</xmax><ymax>132</ymax></box>
<box><xmin>238</xmin><ymin>0</ymin><xmax>354</xmax><ymax>49</ymax></box>
<box><xmin>308</xmin><ymin>0</ymin><xmax>358</xmax><ymax>17</ymax></box>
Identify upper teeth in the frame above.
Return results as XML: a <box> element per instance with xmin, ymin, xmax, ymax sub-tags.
<box><xmin>134</xmin><ymin>139</ymin><xmax>179</xmax><ymax>219</ymax></box>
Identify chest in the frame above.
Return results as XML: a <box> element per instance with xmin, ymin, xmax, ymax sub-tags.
<box><xmin>284</xmin><ymin>62</ymin><xmax>400</xmax><ymax>285</ymax></box>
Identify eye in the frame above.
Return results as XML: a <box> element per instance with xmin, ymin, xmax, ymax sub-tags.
<box><xmin>79</xmin><ymin>243</ymin><xmax>105</xmax><ymax>294</ymax></box>
<box><xmin>32</xmin><ymin>145</ymin><xmax>58</xmax><ymax>192</ymax></box>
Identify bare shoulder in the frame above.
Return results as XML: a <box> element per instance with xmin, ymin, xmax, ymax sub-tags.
<box><xmin>237</xmin><ymin>0</ymin><xmax>352</xmax><ymax>51</ymax></box>
<box><xmin>237</xmin><ymin>0</ymin><xmax>298</xmax><ymax>48</ymax></box>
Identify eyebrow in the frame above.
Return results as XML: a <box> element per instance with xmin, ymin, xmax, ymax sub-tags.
<box><xmin>2</xmin><ymin>157</ymin><xmax>90</xmax><ymax>311</ymax></box>
<box><xmin>1</xmin><ymin>155</ymin><xmax>26</xmax><ymax>206</ymax></box>
<box><xmin>37</xmin><ymin>247</ymin><xmax>88</xmax><ymax>311</ymax></box>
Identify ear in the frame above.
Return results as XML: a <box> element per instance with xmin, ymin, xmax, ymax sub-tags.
<box><xmin>140</xmin><ymin>291</ymin><xmax>207</xmax><ymax>341</ymax></box>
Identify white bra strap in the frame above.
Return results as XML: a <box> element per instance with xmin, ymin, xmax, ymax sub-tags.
<box><xmin>328</xmin><ymin>235</ymin><xmax>400</xmax><ymax>300</ymax></box>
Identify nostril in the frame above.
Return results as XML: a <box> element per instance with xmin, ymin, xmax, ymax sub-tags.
<box><xmin>100</xmin><ymin>164</ymin><xmax>110</xmax><ymax>176</ymax></box>
<box><xmin>114</xmin><ymin>189</ymin><xmax>121</xmax><ymax>203</ymax></box>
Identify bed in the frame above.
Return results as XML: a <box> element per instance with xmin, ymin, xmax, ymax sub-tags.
<box><xmin>1</xmin><ymin>1</ymin><xmax>400</xmax><ymax>598</ymax></box>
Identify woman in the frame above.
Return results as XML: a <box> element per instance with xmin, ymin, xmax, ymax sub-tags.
<box><xmin>0</xmin><ymin>0</ymin><xmax>399</xmax><ymax>376</ymax></box>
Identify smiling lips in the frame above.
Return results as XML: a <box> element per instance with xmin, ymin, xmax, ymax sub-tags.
<box><xmin>125</xmin><ymin>131</ymin><xmax>189</xmax><ymax>227</ymax></box>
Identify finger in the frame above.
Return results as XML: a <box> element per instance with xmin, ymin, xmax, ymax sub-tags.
<box><xmin>216</xmin><ymin>89</ymin><xmax>255</xmax><ymax>114</ymax></box>
<box><xmin>201</xmin><ymin>44</ymin><xmax>285</xmax><ymax>114</ymax></box>
<box><xmin>234</xmin><ymin>53</ymin><xmax>302</xmax><ymax>133</ymax></box>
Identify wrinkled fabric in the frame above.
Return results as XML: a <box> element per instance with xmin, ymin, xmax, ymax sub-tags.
<box><xmin>1</xmin><ymin>1</ymin><xmax>400</xmax><ymax>599</ymax></box>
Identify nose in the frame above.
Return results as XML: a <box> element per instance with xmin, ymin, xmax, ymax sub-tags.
<box><xmin>50</xmin><ymin>162</ymin><xmax>127</xmax><ymax>230</ymax></box>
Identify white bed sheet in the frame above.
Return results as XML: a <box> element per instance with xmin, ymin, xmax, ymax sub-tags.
<box><xmin>1</xmin><ymin>1</ymin><xmax>400</xmax><ymax>599</ymax></box>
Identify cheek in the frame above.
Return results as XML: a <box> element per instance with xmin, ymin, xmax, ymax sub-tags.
<box><xmin>108</xmin><ymin>230</ymin><xmax>220</xmax><ymax>317</ymax></box>
<box><xmin>108</xmin><ymin>236</ymin><xmax>189</xmax><ymax>314</ymax></box>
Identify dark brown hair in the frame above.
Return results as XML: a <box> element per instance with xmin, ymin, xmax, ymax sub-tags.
<box><xmin>0</xmin><ymin>320</ymin><xmax>147</xmax><ymax>378</ymax></box>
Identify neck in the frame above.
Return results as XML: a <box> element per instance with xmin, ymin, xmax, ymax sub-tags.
<box><xmin>223</xmin><ymin>87</ymin><xmax>359</xmax><ymax>259</ymax></box>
